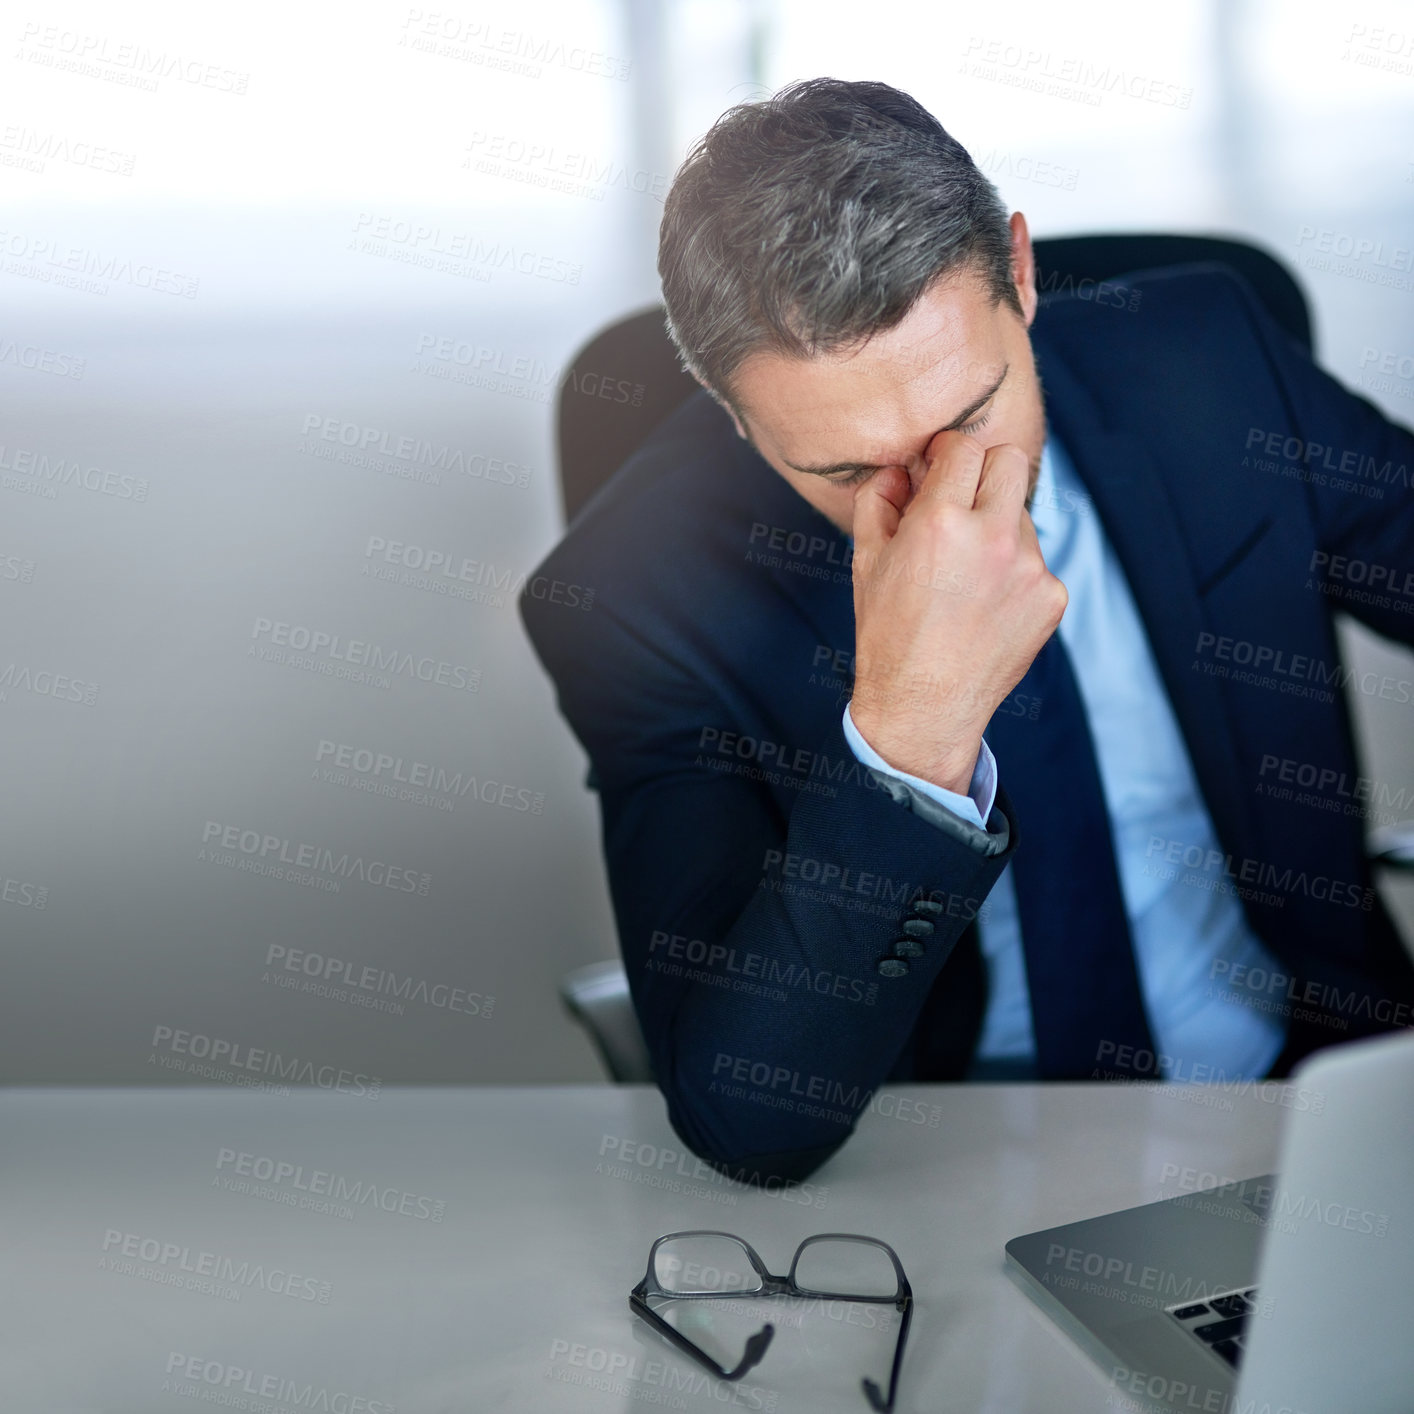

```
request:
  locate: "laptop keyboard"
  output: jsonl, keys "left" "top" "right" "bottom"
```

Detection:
{"left": 1168, "top": 1286, "right": 1260, "bottom": 1368}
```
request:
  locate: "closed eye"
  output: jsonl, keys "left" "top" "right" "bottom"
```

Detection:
{"left": 829, "top": 411, "right": 995, "bottom": 489}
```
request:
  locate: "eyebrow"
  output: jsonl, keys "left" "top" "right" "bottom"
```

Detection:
{"left": 783, "top": 364, "right": 1009, "bottom": 478}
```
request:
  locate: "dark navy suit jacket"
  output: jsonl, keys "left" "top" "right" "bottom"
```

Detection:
{"left": 520, "top": 266, "right": 1414, "bottom": 1182}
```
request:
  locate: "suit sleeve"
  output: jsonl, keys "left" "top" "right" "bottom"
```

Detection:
{"left": 522, "top": 592, "right": 1016, "bottom": 1182}
{"left": 1227, "top": 272, "right": 1414, "bottom": 648}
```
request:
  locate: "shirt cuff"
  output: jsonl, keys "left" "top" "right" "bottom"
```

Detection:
{"left": 842, "top": 702, "right": 998, "bottom": 829}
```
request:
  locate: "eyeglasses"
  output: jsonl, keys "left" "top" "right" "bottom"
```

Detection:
{"left": 629, "top": 1230, "right": 913, "bottom": 1412}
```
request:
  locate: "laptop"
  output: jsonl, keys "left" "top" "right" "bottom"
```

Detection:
{"left": 1005, "top": 1027, "right": 1414, "bottom": 1413}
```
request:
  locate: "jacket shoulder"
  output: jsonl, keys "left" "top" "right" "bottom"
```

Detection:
{"left": 1034, "top": 260, "right": 1281, "bottom": 355}
{"left": 1032, "top": 261, "right": 1302, "bottom": 430}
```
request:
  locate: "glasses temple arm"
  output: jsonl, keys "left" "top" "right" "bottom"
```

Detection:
{"left": 860, "top": 1292, "right": 912, "bottom": 1413}
{"left": 629, "top": 1292, "right": 776, "bottom": 1382}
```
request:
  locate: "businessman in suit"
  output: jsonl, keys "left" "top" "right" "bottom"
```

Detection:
{"left": 519, "top": 78, "right": 1414, "bottom": 1182}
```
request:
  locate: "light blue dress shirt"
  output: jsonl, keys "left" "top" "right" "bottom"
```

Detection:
{"left": 842, "top": 433, "right": 1288, "bottom": 1080}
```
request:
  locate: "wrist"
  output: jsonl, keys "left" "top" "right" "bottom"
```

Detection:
{"left": 848, "top": 701, "right": 982, "bottom": 796}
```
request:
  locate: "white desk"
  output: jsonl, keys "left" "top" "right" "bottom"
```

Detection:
{"left": 0, "top": 1083, "right": 1285, "bottom": 1413}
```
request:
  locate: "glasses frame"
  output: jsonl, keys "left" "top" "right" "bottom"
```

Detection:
{"left": 629, "top": 1229, "right": 913, "bottom": 1413}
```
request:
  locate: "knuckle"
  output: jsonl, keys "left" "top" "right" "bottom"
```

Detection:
{"left": 982, "top": 536, "right": 1015, "bottom": 576}
{"left": 929, "top": 498, "right": 966, "bottom": 533}
{"left": 982, "top": 514, "right": 1019, "bottom": 556}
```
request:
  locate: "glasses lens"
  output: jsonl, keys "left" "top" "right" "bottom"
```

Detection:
{"left": 792, "top": 1238, "right": 900, "bottom": 1298}
{"left": 653, "top": 1235, "right": 764, "bottom": 1295}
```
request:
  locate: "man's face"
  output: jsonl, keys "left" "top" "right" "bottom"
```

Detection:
{"left": 722, "top": 212, "right": 1046, "bottom": 538}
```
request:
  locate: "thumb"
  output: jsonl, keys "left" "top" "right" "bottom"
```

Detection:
{"left": 851, "top": 466, "right": 907, "bottom": 573}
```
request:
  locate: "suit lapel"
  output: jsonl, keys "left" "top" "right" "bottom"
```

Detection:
{"left": 1032, "top": 333, "right": 1259, "bottom": 859}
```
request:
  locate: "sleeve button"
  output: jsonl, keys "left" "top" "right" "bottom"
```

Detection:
{"left": 892, "top": 937, "right": 925, "bottom": 958}
{"left": 876, "top": 958, "right": 910, "bottom": 978}
{"left": 901, "top": 918, "right": 934, "bottom": 938}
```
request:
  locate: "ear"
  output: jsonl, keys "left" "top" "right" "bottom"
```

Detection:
{"left": 1009, "top": 211, "right": 1038, "bottom": 327}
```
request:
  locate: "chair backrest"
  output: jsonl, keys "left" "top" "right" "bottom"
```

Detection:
{"left": 560, "top": 960, "right": 654, "bottom": 1083}
{"left": 555, "top": 233, "right": 1313, "bottom": 524}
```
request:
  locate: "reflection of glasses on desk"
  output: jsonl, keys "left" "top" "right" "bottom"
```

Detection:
{"left": 629, "top": 1230, "right": 913, "bottom": 1412}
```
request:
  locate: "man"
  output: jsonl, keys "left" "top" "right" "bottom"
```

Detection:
{"left": 519, "top": 78, "right": 1414, "bottom": 1183}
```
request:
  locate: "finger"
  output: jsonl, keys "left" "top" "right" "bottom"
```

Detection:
{"left": 1016, "top": 510, "right": 1067, "bottom": 617}
{"left": 851, "top": 465, "right": 908, "bottom": 560}
{"left": 972, "top": 442, "right": 1033, "bottom": 519}
{"left": 917, "top": 428, "right": 985, "bottom": 509}
{"left": 1017, "top": 504, "right": 1043, "bottom": 558}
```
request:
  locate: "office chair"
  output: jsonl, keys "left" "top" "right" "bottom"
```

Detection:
{"left": 560, "top": 960, "right": 654, "bottom": 1083}
{"left": 551, "top": 234, "right": 1407, "bottom": 1082}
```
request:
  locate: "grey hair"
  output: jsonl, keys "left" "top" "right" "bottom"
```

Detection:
{"left": 657, "top": 77, "right": 1021, "bottom": 418}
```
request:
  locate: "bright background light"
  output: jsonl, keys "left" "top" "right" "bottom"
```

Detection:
{"left": 2, "top": 0, "right": 1411, "bottom": 1084}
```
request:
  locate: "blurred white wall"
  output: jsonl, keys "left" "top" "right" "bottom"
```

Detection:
{"left": 1, "top": 0, "right": 1410, "bottom": 1085}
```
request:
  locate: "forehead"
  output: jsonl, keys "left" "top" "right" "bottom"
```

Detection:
{"left": 733, "top": 272, "right": 1008, "bottom": 450}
